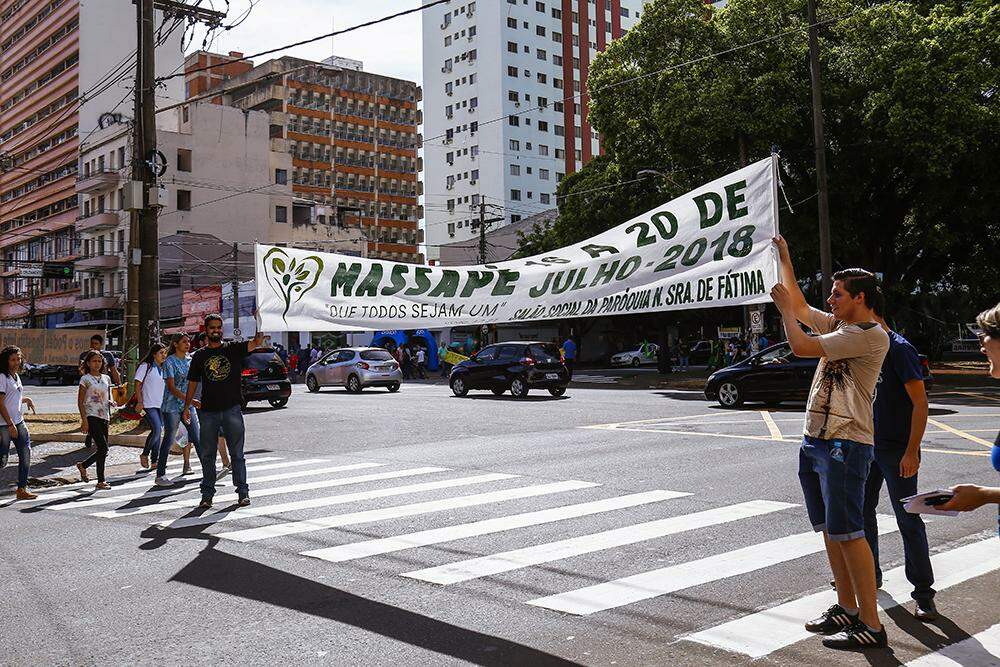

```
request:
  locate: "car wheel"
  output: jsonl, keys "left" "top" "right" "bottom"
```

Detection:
{"left": 451, "top": 375, "right": 468, "bottom": 397}
{"left": 306, "top": 375, "right": 320, "bottom": 393}
{"left": 387, "top": 382, "right": 400, "bottom": 393}
{"left": 346, "top": 374, "right": 362, "bottom": 393}
{"left": 717, "top": 381, "right": 743, "bottom": 408}
{"left": 268, "top": 397, "right": 288, "bottom": 408}
{"left": 548, "top": 386, "right": 566, "bottom": 397}
{"left": 510, "top": 376, "right": 529, "bottom": 398}
{"left": 631, "top": 357, "right": 640, "bottom": 367}
{"left": 491, "top": 387, "right": 506, "bottom": 396}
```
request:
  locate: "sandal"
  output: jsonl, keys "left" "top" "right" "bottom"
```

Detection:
{"left": 76, "top": 462, "right": 90, "bottom": 482}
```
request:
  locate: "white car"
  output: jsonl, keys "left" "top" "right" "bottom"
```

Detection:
{"left": 610, "top": 344, "right": 659, "bottom": 367}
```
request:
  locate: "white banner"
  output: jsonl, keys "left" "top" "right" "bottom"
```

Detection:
{"left": 256, "top": 157, "right": 780, "bottom": 332}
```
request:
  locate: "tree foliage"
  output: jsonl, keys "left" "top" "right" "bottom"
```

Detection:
{"left": 519, "top": 0, "right": 999, "bottom": 346}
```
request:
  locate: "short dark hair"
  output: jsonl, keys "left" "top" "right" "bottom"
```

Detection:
{"left": 977, "top": 303, "right": 1000, "bottom": 338}
{"left": 832, "top": 268, "right": 879, "bottom": 309}
{"left": 90, "top": 334, "right": 104, "bottom": 344}
{"left": 0, "top": 345, "right": 22, "bottom": 378}
{"left": 204, "top": 313, "right": 223, "bottom": 327}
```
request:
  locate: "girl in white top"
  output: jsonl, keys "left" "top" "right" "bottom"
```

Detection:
{"left": 0, "top": 345, "right": 37, "bottom": 500}
{"left": 76, "top": 350, "right": 119, "bottom": 489}
{"left": 135, "top": 343, "right": 168, "bottom": 478}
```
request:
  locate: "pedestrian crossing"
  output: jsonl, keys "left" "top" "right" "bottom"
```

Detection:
{"left": 8, "top": 453, "right": 999, "bottom": 663}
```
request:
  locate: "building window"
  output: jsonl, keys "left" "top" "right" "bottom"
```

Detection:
{"left": 511, "top": 214, "right": 521, "bottom": 223}
{"left": 508, "top": 115, "right": 520, "bottom": 126}
{"left": 536, "top": 25, "right": 546, "bottom": 36}
{"left": 540, "top": 168, "right": 550, "bottom": 180}
{"left": 177, "top": 148, "right": 192, "bottom": 172}
{"left": 275, "top": 168, "right": 287, "bottom": 185}
{"left": 507, "top": 41, "right": 518, "bottom": 53}
{"left": 552, "top": 8, "right": 562, "bottom": 18}
{"left": 535, "top": 1, "right": 545, "bottom": 11}
{"left": 471, "top": 169, "right": 479, "bottom": 180}
{"left": 275, "top": 205, "right": 288, "bottom": 223}
{"left": 536, "top": 49, "right": 547, "bottom": 60}
{"left": 540, "top": 193, "right": 551, "bottom": 204}
{"left": 510, "top": 189, "right": 522, "bottom": 201}
{"left": 509, "top": 139, "right": 520, "bottom": 150}
{"left": 620, "top": 6, "right": 629, "bottom": 17}
{"left": 177, "top": 189, "right": 191, "bottom": 211}
{"left": 536, "top": 73, "right": 547, "bottom": 84}
{"left": 555, "top": 125, "right": 565, "bottom": 136}
{"left": 507, "top": 65, "right": 519, "bottom": 77}
{"left": 510, "top": 164, "right": 520, "bottom": 176}
{"left": 539, "top": 144, "right": 549, "bottom": 156}
{"left": 552, "top": 31, "right": 562, "bottom": 42}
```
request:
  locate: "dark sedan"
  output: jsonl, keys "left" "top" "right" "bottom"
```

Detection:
{"left": 241, "top": 348, "right": 292, "bottom": 409}
{"left": 450, "top": 341, "right": 570, "bottom": 398}
{"left": 704, "top": 342, "right": 933, "bottom": 408}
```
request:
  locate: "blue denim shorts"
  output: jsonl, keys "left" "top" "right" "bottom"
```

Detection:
{"left": 798, "top": 436, "right": 874, "bottom": 541}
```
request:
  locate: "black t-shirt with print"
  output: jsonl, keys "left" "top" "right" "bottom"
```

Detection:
{"left": 188, "top": 342, "right": 250, "bottom": 412}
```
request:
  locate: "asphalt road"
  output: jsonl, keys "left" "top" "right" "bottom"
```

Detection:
{"left": 3, "top": 380, "right": 998, "bottom": 666}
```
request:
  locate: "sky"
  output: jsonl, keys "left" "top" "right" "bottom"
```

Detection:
{"left": 187, "top": 0, "right": 425, "bottom": 84}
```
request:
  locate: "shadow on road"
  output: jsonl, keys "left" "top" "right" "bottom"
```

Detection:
{"left": 145, "top": 521, "right": 581, "bottom": 666}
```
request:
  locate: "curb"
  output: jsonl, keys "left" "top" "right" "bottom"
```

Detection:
{"left": 30, "top": 432, "right": 146, "bottom": 448}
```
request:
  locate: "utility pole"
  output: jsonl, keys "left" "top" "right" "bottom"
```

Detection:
{"left": 806, "top": 0, "right": 833, "bottom": 300}
{"left": 231, "top": 242, "right": 241, "bottom": 339}
{"left": 24, "top": 281, "right": 35, "bottom": 329}
{"left": 475, "top": 200, "right": 505, "bottom": 265}
{"left": 125, "top": 0, "right": 225, "bottom": 374}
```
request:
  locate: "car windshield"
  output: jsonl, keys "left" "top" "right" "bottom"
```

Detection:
{"left": 245, "top": 350, "right": 281, "bottom": 370}
{"left": 360, "top": 350, "right": 394, "bottom": 361}
{"left": 528, "top": 344, "right": 561, "bottom": 362}
{"left": 758, "top": 345, "right": 793, "bottom": 364}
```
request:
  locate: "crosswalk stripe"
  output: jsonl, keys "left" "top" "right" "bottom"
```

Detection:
{"left": 155, "top": 472, "right": 521, "bottom": 530}
{"left": 683, "top": 537, "right": 1000, "bottom": 658}
{"left": 526, "top": 516, "right": 898, "bottom": 615}
{"left": 302, "top": 490, "right": 691, "bottom": 564}
{"left": 45, "top": 459, "right": 335, "bottom": 510}
{"left": 905, "top": 622, "right": 1000, "bottom": 666}
{"left": 91, "top": 466, "right": 454, "bottom": 518}
{"left": 414, "top": 500, "right": 798, "bottom": 587}
{"left": 234, "top": 479, "right": 599, "bottom": 543}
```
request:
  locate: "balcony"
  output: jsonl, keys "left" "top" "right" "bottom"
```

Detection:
{"left": 76, "top": 254, "right": 121, "bottom": 272}
{"left": 76, "top": 295, "right": 121, "bottom": 311}
{"left": 75, "top": 212, "right": 120, "bottom": 233}
{"left": 75, "top": 170, "right": 118, "bottom": 194}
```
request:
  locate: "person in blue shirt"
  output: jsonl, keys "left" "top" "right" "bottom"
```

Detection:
{"left": 862, "top": 297, "right": 936, "bottom": 621}
{"left": 562, "top": 337, "right": 577, "bottom": 378}
{"left": 939, "top": 302, "right": 1000, "bottom": 533}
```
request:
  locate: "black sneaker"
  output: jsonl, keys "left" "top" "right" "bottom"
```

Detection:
{"left": 237, "top": 496, "right": 250, "bottom": 507}
{"left": 199, "top": 497, "right": 213, "bottom": 509}
{"left": 822, "top": 620, "right": 888, "bottom": 650}
{"left": 806, "top": 604, "right": 858, "bottom": 634}
{"left": 914, "top": 598, "right": 939, "bottom": 622}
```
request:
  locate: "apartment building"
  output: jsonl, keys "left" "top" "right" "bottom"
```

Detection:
{"left": 183, "top": 49, "right": 254, "bottom": 100}
{"left": 420, "top": 0, "right": 649, "bottom": 261}
{"left": 0, "top": 0, "right": 181, "bottom": 327}
{"left": 73, "top": 101, "right": 362, "bottom": 328}
{"left": 211, "top": 55, "right": 425, "bottom": 263}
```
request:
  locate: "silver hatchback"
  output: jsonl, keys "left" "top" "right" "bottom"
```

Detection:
{"left": 305, "top": 347, "right": 402, "bottom": 393}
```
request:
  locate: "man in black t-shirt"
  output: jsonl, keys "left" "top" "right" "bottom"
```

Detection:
{"left": 183, "top": 314, "right": 266, "bottom": 508}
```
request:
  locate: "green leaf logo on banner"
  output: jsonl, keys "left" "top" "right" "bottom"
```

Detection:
{"left": 262, "top": 247, "right": 324, "bottom": 323}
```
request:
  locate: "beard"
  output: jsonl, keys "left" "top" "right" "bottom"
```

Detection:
{"left": 208, "top": 331, "right": 223, "bottom": 341}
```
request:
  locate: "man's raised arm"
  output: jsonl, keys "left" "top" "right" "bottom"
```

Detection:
{"left": 773, "top": 235, "right": 819, "bottom": 327}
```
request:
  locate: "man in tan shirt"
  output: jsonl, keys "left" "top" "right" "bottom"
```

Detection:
{"left": 770, "top": 235, "right": 890, "bottom": 651}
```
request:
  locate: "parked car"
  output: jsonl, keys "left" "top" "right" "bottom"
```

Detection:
{"left": 688, "top": 340, "right": 713, "bottom": 365}
{"left": 24, "top": 363, "right": 78, "bottom": 385}
{"left": 610, "top": 343, "right": 660, "bottom": 367}
{"left": 704, "top": 342, "right": 933, "bottom": 408}
{"left": 450, "top": 341, "right": 570, "bottom": 398}
{"left": 241, "top": 347, "right": 292, "bottom": 408}
{"left": 305, "top": 347, "right": 401, "bottom": 393}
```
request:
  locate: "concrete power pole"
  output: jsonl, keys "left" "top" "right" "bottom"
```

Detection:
{"left": 231, "top": 242, "right": 241, "bottom": 339}
{"left": 806, "top": 0, "right": 833, "bottom": 300}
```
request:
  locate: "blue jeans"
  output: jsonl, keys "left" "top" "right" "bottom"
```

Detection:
{"left": 679, "top": 355, "right": 689, "bottom": 370}
{"left": 159, "top": 408, "right": 200, "bottom": 478}
{"left": 141, "top": 407, "right": 163, "bottom": 466}
{"left": 799, "top": 436, "right": 874, "bottom": 541}
{"left": 863, "top": 447, "right": 935, "bottom": 601}
{"left": 1, "top": 421, "right": 31, "bottom": 488}
{"left": 196, "top": 405, "right": 247, "bottom": 499}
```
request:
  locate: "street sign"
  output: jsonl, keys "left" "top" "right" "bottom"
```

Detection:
{"left": 750, "top": 309, "right": 764, "bottom": 333}
{"left": 19, "top": 266, "right": 43, "bottom": 278}
{"left": 42, "top": 262, "right": 74, "bottom": 279}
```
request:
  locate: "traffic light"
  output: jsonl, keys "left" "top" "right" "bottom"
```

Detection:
{"left": 42, "top": 262, "right": 74, "bottom": 280}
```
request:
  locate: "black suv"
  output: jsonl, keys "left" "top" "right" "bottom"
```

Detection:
{"left": 241, "top": 348, "right": 292, "bottom": 409}
{"left": 450, "top": 342, "right": 570, "bottom": 398}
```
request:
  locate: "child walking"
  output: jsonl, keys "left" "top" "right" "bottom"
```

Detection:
{"left": 76, "top": 350, "right": 117, "bottom": 489}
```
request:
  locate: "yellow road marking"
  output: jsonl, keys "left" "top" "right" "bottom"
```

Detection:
{"left": 927, "top": 418, "right": 994, "bottom": 449}
{"left": 921, "top": 448, "right": 990, "bottom": 458}
{"left": 760, "top": 411, "right": 783, "bottom": 440}
{"left": 933, "top": 391, "right": 1000, "bottom": 403}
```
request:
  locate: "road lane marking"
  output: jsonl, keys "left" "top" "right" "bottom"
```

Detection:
{"left": 922, "top": 448, "right": 991, "bottom": 457}
{"left": 526, "top": 517, "right": 897, "bottom": 615}
{"left": 683, "top": 537, "right": 1000, "bottom": 658}
{"left": 45, "top": 459, "right": 340, "bottom": 509}
{"left": 760, "top": 411, "right": 783, "bottom": 440}
{"left": 905, "top": 622, "right": 1000, "bottom": 666}
{"left": 229, "top": 479, "right": 599, "bottom": 543}
{"left": 92, "top": 466, "right": 456, "bottom": 518}
{"left": 406, "top": 500, "right": 797, "bottom": 586}
{"left": 927, "top": 418, "right": 994, "bottom": 448}
{"left": 302, "top": 490, "right": 690, "bottom": 563}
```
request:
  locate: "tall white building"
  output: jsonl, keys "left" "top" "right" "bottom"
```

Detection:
{"left": 421, "top": 0, "right": 648, "bottom": 262}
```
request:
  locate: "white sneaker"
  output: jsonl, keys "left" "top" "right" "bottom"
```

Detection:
{"left": 154, "top": 476, "right": 174, "bottom": 487}
{"left": 216, "top": 465, "right": 231, "bottom": 481}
